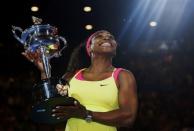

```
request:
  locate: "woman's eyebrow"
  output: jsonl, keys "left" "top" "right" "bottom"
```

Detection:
{"left": 95, "top": 33, "right": 113, "bottom": 38}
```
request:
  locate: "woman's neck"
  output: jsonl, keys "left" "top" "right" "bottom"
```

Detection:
{"left": 89, "top": 56, "right": 113, "bottom": 73}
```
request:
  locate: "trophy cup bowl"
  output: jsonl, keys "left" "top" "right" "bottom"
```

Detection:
{"left": 12, "top": 17, "right": 76, "bottom": 124}
{"left": 12, "top": 24, "right": 64, "bottom": 54}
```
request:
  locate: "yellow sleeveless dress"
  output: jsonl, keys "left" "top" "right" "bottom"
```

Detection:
{"left": 65, "top": 69, "right": 119, "bottom": 131}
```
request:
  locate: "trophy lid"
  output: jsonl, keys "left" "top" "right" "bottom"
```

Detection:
{"left": 32, "top": 16, "right": 43, "bottom": 25}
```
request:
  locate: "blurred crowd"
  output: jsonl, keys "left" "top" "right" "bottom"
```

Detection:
{"left": 0, "top": 40, "right": 194, "bottom": 131}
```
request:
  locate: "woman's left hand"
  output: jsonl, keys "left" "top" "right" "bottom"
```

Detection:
{"left": 52, "top": 100, "right": 87, "bottom": 120}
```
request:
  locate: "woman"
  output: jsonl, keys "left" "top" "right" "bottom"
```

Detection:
{"left": 23, "top": 30, "right": 138, "bottom": 131}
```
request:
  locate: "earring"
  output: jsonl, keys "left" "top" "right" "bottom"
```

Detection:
{"left": 91, "top": 52, "right": 94, "bottom": 57}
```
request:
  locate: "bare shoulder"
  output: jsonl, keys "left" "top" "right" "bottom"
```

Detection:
{"left": 119, "top": 69, "right": 136, "bottom": 80}
{"left": 118, "top": 69, "right": 137, "bottom": 89}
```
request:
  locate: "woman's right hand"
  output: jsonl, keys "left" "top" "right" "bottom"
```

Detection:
{"left": 21, "top": 50, "right": 46, "bottom": 79}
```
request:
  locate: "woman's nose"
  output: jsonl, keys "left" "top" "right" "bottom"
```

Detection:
{"left": 103, "top": 36, "right": 109, "bottom": 40}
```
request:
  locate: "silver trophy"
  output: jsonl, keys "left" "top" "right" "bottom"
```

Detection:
{"left": 12, "top": 16, "right": 75, "bottom": 124}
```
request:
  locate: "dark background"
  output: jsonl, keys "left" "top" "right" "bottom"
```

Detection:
{"left": 0, "top": 0, "right": 194, "bottom": 130}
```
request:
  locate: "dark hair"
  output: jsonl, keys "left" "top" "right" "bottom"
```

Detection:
{"left": 66, "top": 43, "right": 90, "bottom": 74}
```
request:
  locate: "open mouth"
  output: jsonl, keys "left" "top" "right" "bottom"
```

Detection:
{"left": 100, "top": 42, "right": 112, "bottom": 47}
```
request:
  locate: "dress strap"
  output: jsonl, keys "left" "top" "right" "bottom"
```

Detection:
{"left": 74, "top": 68, "right": 86, "bottom": 80}
{"left": 111, "top": 68, "right": 117, "bottom": 77}
{"left": 113, "top": 68, "right": 124, "bottom": 81}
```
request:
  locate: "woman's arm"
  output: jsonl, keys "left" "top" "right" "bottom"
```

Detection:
{"left": 91, "top": 70, "right": 138, "bottom": 127}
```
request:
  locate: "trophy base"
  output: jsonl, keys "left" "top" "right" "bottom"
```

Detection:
{"left": 30, "top": 96, "right": 75, "bottom": 124}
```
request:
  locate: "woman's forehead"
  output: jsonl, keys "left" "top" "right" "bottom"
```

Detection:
{"left": 94, "top": 30, "right": 111, "bottom": 36}
{"left": 92, "top": 31, "right": 114, "bottom": 40}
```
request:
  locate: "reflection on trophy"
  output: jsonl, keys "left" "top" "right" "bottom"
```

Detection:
{"left": 12, "top": 16, "right": 75, "bottom": 124}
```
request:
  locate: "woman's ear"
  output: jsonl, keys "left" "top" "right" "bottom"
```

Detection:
{"left": 87, "top": 46, "right": 92, "bottom": 54}
{"left": 89, "top": 43, "right": 94, "bottom": 53}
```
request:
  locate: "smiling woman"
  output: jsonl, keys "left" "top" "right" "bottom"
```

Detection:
{"left": 23, "top": 30, "right": 138, "bottom": 131}
{"left": 86, "top": 30, "right": 117, "bottom": 57}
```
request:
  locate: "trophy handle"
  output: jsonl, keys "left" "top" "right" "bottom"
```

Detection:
{"left": 11, "top": 26, "right": 25, "bottom": 44}
{"left": 57, "top": 36, "right": 67, "bottom": 56}
{"left": 49, "top": 36, "right": 67, "bottom": 59}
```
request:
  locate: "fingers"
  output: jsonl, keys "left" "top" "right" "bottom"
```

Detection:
{"left": 54, "top": 105, "right": 78, "bottom": 110}
{"left": 52, "top": 112, "right": 69, "bottom": 120}
{"left": 52, "top": 106, "right": 78, "bottom": 119}
{"left": 21, "top": 50, "right": 45, "bottom": 72}
{"left": 21, "top": 50, "right": 41, "bottom": 63}
{"left": 74, "top": 100, "right": 78, "bottom": 105}
{"left": 21, "top": 52, "right": 33, "bottom": 62}
{"left": 56, "top": 84, "right": 69, "bottom": 96}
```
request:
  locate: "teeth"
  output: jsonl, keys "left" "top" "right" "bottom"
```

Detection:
{"left": 101, "top": 42, "right": 111, "bottom": 47}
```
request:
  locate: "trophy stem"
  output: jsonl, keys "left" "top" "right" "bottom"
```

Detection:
{"left": 40, "top": 46, "right": 51, "bottom": 79}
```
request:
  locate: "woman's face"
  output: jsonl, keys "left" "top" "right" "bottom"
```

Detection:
{"left": 90, "top": 31, "right": 117, "bottom": 56}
